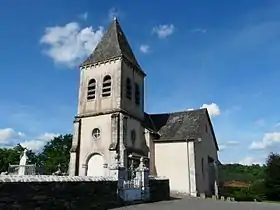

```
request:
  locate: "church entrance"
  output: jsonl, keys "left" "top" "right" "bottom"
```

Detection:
{"left": 87, "top": 154, "right": 105, "bottom": 177}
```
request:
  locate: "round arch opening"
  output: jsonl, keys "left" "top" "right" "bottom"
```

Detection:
{"left": 87, "top": 154, "right": 105, "bottom": 177}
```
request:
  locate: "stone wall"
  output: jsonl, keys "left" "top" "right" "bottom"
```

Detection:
{"left": 0, "top": 175, "right": 120, "bottom": 210}
{"left": 149, "top": 177, "right": 170, "bottom": 202}
{"left": 0, "top": 175, "right": 170, "bottom": 209}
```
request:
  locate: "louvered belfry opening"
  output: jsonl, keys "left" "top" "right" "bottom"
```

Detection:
{"left": 135, "top": 83, "right": 140, "bottom": 105}
{"left": 126, "top": 78, "right": 132, "bottom": 100}
{"left": 87, "top": 79, "right": 96, "bottom": 100}
{"left": 102, "top": 75, "right": 112, "bottom": 97}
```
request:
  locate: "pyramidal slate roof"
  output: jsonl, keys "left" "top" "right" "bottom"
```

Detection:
{"left": 145, "top": 108, "right": 219, "bottom": 150}
{"left": 81, "top": 18, "right": 141, "bottom": 69}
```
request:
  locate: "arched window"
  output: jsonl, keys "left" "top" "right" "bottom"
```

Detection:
{"left": 135, "top": 83, "right": 140, "bottom": 105}
{"left": 126, "top": 78, "right": 132, "bottom": 100}
{"left": 87, "top": 79, "right": 96, "bottom": 100}
{"left": 102, "top": 75, "right": 111, "bottom": 97}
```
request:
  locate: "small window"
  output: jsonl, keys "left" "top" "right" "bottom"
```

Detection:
{"left": 87, "top": 79, "right": 96, "bottom": 100}
{"left": 102, "top": 75, "right": 111, "bottom": 97}
{"left": 126, "top": 78, "right": 132, "bottom": 100}
{"left": 205, "top": 124, "right": 208, "bottom": 133}
{"left": 131, "top": 130, "right": 136, "bottom": 146}
{"left": 135, "top": 83, "right": 140, "bottom": 105}
{"left": 92, "top": 128, "right": 101, "bottom": 139}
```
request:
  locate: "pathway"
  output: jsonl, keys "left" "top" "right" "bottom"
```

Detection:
{"left": 111, "top": 197, "right": 280, "bottom": 210}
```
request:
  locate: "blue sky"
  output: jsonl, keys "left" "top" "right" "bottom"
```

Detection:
{"left": 0, "top": 0, "right": 280, "bottom": 165}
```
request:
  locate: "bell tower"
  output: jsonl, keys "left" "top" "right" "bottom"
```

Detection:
{"left": 68, "top": 18, "right": 147, "bottom": 176}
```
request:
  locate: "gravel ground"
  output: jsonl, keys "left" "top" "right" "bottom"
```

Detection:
{"left": 111, "top": 197, "right": 280, "bottom": 210}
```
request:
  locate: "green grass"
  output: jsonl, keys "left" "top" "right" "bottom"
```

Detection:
{"left": 263, "top": 200, "right": 280, "bottom": 204}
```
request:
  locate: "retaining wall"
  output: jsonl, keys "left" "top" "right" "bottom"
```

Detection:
{"left": 0, "top": 175, "right": 170, "bottom": 209}
{"left": 0, "top": 175, "right": 119, "bottom": 210}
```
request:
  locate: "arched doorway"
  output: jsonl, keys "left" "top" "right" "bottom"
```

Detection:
{"left": 86, "top": 153, "right": 105, "bottom": 177}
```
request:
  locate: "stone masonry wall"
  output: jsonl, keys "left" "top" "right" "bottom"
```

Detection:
{"left": 0, "top": 175, "right": 119, "bottom": 210}
{"left": 0, "top": 175, "right": 170, "bottom": 209}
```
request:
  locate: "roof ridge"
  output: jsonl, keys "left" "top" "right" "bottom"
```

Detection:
{"left": 149, "top": 108, "right": 206, "bottom": 116}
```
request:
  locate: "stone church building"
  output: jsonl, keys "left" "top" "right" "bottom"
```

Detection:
{"left": 68, "top": 18, "right": 219, "bottom": 196}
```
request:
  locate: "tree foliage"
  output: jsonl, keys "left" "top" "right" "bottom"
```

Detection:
{"left": 37, "top": 134, "right": 72, "bottom": 174}
{"left": 219, "top": 163, "right": 265, "bottom": 184}
{"left": 0, "top": 134, "right": 72, "bottom": 175}
{"left": 219, "top": 163, "right": 266, "bottom": 201}
{"left": 264, "top": 153, "right": 280, "bottom": 201}
{"left": 219, "top": 154, "right": 280, "bottom": 202}
{"left": 0, "top": 144, "right": 37, "bottom": 173}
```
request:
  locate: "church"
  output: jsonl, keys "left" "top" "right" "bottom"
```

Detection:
{"left": 68, "top": 17, "right": 220, "bottom": 197}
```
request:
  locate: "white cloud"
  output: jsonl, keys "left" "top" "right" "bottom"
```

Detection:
{"left": 227, "top": 140, "right": 239, "bottom": 145}
{"left": 219, "top": 145, "right": 227, "bottom": 151}
{"left": 39, "top": 132, "right": 59, "bottom": 141}
{"left": 218, "top": 141, "right": 238, "bottom": 151}
{"left": 0, "top": 128, "right": 25, "bottom": 144}
{"left": 152, "top": 24, "right": 175, "bottom": 39}
{"left": 139, "top": 44, "right": 150, "bottom": 54}
{"left": 275, "top": 122, "right": 280, "bottom": 128}
{"left": 239, "top": 157, "right": 261, "bottom": 165}
{"left": 108, "top": 7, "right": 120, "bottom": 20}
{"left": 249, "top": 132, "right": 280, "bottom": 150}
{"left": 191, "top": 28, "right": 207, "bottom": 34}
{"left": 201, "top": 103, "right": 221, "bottom": 117}
{"left": 20, "top": 132, "right": 59, "bottom": 152}
{"left": 40, "top": 22, "right": 104, "bottom": 68}
{"left": 20, "top": 140, "right": 46, "bottom": 152}
{"left": 79, "top": 12, "right": 88, "bottom": 20}
{"left": 186, "top": 103, "right": 221, "bottom": 117}
{"left": 255, "top": 119, "right": 265, "bottom": 126}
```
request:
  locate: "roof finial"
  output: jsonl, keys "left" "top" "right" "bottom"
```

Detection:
{"left": 113, "top": 16, "right": 117, "bottom": 21}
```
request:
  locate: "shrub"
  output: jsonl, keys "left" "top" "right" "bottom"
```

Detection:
{"left": 220, "top": 186, "right": 263, "bottom": 202}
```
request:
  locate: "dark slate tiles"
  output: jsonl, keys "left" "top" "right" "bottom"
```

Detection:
{"left": 81, "top": 18, "right": 140, "bottom": 69}
{"left": 148, "top": 109, "right": 207, "bottom": 140}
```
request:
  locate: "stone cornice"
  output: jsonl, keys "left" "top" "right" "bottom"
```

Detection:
{"left": 73, "top": 118, "right": 81, "bottom": 124}
{"left": 75, "top": 108, "right": 144, "bottom": 123}
{"left": 74, "top": 109, "right": 160, "bottom": 136}
{"left": 80, "top": 57, "right": 121, "bottom": 70}
{"left": 80, "top": 56, "right": 146, "bottom": 77}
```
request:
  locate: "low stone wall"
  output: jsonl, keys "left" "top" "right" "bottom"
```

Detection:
{"left": 149, "top": 177, "right": 170, "bottom": 202}
{"left": 0, "top": 175, "right": 119, "bottom": 210}
{"left": 0, "top": 175, "right": 170, "bottom": 209}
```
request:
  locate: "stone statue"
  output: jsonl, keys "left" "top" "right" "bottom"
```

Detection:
{"left": 18, "top": 149, "right": 28, "bottom": 175}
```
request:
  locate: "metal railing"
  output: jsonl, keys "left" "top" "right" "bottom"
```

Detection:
{"left": 8, "top": 164, "right": 36, "bottom": 175}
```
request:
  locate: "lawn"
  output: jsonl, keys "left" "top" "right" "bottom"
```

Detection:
{"left": 264, "top": 201, "right": 280, "bottom": 204}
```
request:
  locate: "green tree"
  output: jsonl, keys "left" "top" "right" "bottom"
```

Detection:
{"left": 37, "top": 134, "right": 72, "bottom": 175}
{"left": 264, "top": 153, "right": 280, "bottom": 201}
{"left": 219, "top": 163, "right": 266, "bottom": 201}
{"left": 0, "top": 144, "right": 37, "bottom": 173}
{"left": 219, "top": 163, "right": 265, "bottom": 184}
